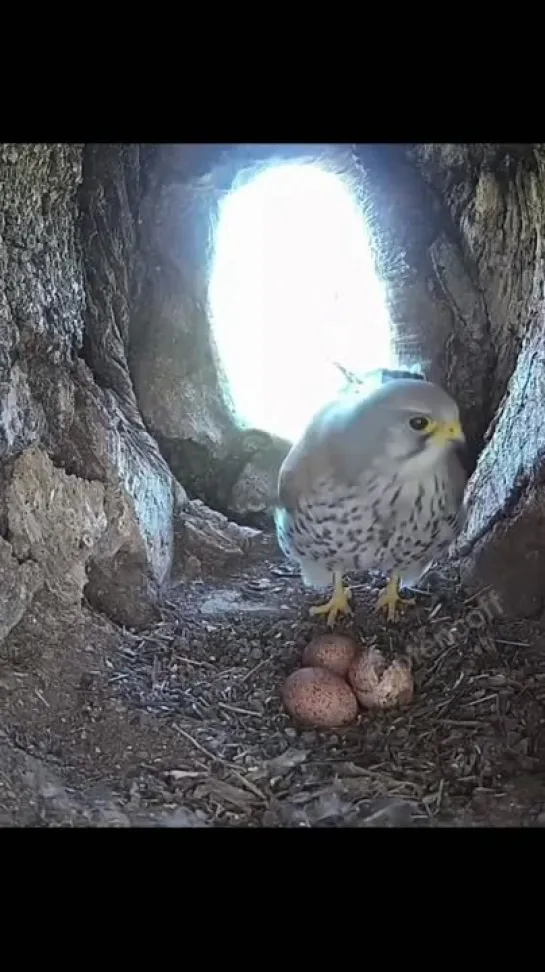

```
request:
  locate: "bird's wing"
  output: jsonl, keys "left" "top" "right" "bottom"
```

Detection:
{"left": 277, "top": 400, "right": 336, "bottom": 511}
{"left": 277, "top": 392, "right": 381, "bottom": 510}
{"left": 445, "top": 449, "right": 469, "bottom": 532}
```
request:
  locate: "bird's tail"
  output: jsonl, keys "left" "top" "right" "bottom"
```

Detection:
{"left": 272, "top": 506, "right": 296, "bottom": 561}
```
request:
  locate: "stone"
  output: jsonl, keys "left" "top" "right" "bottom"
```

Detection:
{"left": 57, "top": 362, "right": 175, "bottom": 627}
{"left": 173, "top": 498, "right": 262, "bottom": 578}
{"left": 356, "top": 144, "right": 545, "bottom": 619}
{"left": 0, "top": 144, "right": 178, "bottom": 637}
{"left": 7, "top": 445, "right": 107, "bottom": 606}
{"left": 0, "top": 537, "right": 44, "bottom": 646}
{"left": 131, "top": 170, "right": 236, "bottom": 464}
{"left": 129, "top": 151, "right": 293, "bottom": 520}
{"left": 199, "top": 590, "right": 277, "bottom": 617}
{"left": 3, "top": 140, "right": 545, "bottom": 640}
{"left": 228, "top": 439, "right": 288, "bottom": 520}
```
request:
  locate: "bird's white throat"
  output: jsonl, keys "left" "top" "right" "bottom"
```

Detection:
{"left": 384, "top": 432, "right": 453, "bottom": 479}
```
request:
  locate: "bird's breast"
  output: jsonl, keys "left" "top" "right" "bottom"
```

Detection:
{"left": 274, "top": 465, "right": 461, "bottom": 574}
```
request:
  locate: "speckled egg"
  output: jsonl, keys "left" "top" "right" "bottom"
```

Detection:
{"left": 302, "top": 633, "right": 360, "bottom": 678}
{"left": 348, "top": 647, "right": 414, "bottom": 710}
{"left": 282, "top": 667, "right": 359, "bottom": 728}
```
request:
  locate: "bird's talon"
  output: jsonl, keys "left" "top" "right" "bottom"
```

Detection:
{"left": 375, "top": 575, "right": 414, "bottom": 622}
{"left": 374, "top": 592, "right": 409, "bottom": 622}
{"left": 310, "top": 585, "right": 352, "bottom": 627}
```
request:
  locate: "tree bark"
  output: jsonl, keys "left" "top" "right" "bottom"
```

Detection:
{"left": 360, "top": 143, "right": 545, "bottom": 616}
{"left": 2, "top": 141, "right": 544, "bottom": 644}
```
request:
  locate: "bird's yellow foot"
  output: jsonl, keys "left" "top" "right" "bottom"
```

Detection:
{"left": 310, "top": 579, "right": 352, "bottom": 627}
{"left": 375, "top": 575, "right": 414, "bottom": 622}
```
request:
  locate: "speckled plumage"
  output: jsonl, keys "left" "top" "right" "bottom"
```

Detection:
{"left": 274, "top": 377, "right": 467, "bottom": 621}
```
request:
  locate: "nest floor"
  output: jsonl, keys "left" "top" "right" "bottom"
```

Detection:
{"left": 2, "top": 534, "right": 545, "bottom": 827}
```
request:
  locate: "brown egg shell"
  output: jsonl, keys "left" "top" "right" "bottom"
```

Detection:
{"left": 348, "top": 647, "right": 414, "bottom": 710}
{"left": 302, "top": 633, "right": 360, "bottom": 678}
{"left": 282, "top": 667, "right": 359, "bottom": 728}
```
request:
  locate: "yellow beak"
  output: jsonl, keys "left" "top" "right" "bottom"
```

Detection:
{"left": 428, "top": 418, "right": 465, "bottom": 446}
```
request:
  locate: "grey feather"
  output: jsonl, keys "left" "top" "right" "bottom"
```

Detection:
{"left": 275, "top": 377, "right": 468, "bottom": 592}
{"left": 279, "top": 379, "right": 462, "bottom": 496}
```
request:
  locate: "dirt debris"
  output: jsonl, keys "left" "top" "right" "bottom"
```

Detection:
{"left": 1, "top": 534, "right": 545, "bottom": 826}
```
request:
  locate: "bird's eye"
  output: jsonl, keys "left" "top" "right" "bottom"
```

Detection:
{"left": 409, "top": 415, "right": 430, "bottom": 432}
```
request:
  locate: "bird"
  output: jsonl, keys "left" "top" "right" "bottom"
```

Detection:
{"left": 273, "top": 376, "right": 467, "bottom": 625}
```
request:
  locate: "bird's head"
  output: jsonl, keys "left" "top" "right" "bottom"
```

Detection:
{"left": 364, "top": 379, "right": 466, "bottom": 475}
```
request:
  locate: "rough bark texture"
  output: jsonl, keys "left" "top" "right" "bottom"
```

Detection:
{"left": 0, "top": 143, "right": 263, "bottom": 648}
{"left": 3, "top": 140, "right": 545, "bottom": 829}
{"left": 125, "top": 142, "right": 500, "bottom": 521}
{"left": 0, "top": 143, "right": 179, "bottom": 635}
{"left": 414, "top": 144, "right": 545, "bottom": 617}
{"left": 128, "top": 144, "right": 296, "bottom": 523}
{"left": 352, "top": 144, "right": 495, "bottom": 469}
{"left": 1, "top": 140, "right": 545, "bottom": 653}
{"left": 127, "top": 142, "right": 545, "bottom": 619}
{"left": 354, "top": 143, "right": 545, "bottom": 616}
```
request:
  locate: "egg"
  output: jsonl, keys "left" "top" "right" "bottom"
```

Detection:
{"left": 348, "top": 647, "right": 414, "bottom": 710}
{"left": 282, "top": 667, "right": 359, "bottom": 728}
{"left": 302, "top": 633, "right": 360, "bottom": 678}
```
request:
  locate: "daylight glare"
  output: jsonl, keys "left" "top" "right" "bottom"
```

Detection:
{"left": 208, "top": 161, "right": 395, "bottom": 443}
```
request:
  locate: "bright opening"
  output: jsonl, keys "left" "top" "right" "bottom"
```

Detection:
{"left": 208, "top": 161, "right": 396, "bottom": 443}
